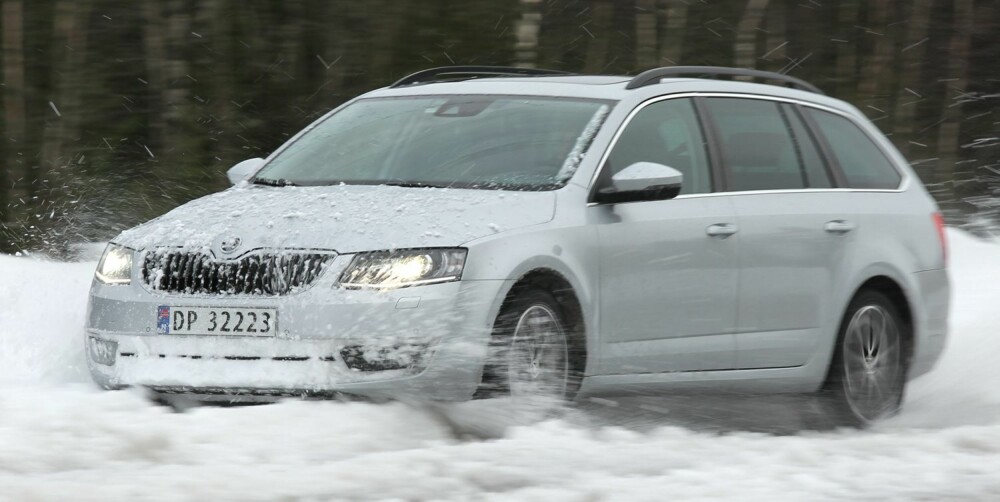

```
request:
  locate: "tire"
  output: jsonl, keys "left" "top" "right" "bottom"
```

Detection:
{"left": 820, "top": 290, "right": 908, "bottom": 428}
{"left": 475, "top": 288, "right": 583, "bottom": 404}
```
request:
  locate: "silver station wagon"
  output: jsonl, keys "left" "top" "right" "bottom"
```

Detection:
{"left": 86, "top": 66, "right": 949, "bottom": 426}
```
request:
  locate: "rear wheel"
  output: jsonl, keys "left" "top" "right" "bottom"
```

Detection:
{"left": 477, "top": 288, "right": 581, "bottom": 406}
{"left": 821, "top": 290, "right": 908, "bottom": 427}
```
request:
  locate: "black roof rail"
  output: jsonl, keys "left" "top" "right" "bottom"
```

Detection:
{"left": 390, "top": 66, "right": 573, "bottom": 88}
{"left": 626, "top": 66, "right": 823, "bottom": 94}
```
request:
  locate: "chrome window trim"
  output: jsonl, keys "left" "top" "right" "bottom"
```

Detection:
{"left": 585, "top": 92, "right": 910, "bottom": 201}
{"left": 585, "top": 188, "right": 906, "bottom": 206}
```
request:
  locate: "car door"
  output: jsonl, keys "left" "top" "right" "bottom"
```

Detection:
{"left": 699, "top": 97, "right": 852, "bottom": 369}
{"left": 590, "top": 97, "right": 739, "bottom": 375}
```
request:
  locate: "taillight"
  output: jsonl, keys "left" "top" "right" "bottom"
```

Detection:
{"left": 932, "top": 212, "right": 948, "bottom": 266}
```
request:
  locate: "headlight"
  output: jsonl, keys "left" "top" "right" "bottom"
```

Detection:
{"left": 339, "top": 248, "right": 467, "bottom": 290}
{"left": 95, "top": 244, "right": 133, "bottom": 285}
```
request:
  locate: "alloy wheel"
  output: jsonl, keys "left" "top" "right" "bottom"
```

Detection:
{"left": 841, "top": 304, "right": 904, "bottom": 422}
{"left": 506, "top": 304, "right": 570, "bottom": 400}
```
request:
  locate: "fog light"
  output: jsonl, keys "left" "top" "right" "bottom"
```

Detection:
{"left": 88, "top": 337, "right": 118, "bottom": 366}
{"left": 340, "top": 344, "right": 428, "bottom": 372}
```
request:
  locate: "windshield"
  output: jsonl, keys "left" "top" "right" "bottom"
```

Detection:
{"left": 253, "top": 96, "right": 612, "bottom": 190}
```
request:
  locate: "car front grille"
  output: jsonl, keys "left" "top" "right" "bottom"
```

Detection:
{"left": 141, "top": 250, "right": 332, "bottom": 296}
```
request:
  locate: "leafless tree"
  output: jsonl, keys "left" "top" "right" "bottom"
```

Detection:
{"left": 2, "top": 0, "right": 26, "bottom": 216}
{"left": 41, "top": 0, "right": 90, "bottom": 168}
{"left": 892, "top": 0, "right": 932, "bottom": 158}
{"left": 584, "top": 0, "right": 613, "bottom": 73}
{"left": 635, "top": 0, "right": 658, "bottom": 69}
{"left": 734, "top": 0, "right": 771, "bottom": 71}
{"left": 659, "top": 0, "right": 688, "bottom": 65}
{"left": 760, "top": 2, "right": 786, "bottom": 72}
{"left": 857, "top": 0, "right": 894, "bottom": 102}
{"left": 834, "top": 0, "right": 859, "bottom": 95}
{"left": 515, "top": 0, "right": 543, "bottom": 68}
{"left": 142, "top": 0, "right": 167, "bottom": 152}
{"left": 935, "top": 0, "right": 976, "bottom": 187}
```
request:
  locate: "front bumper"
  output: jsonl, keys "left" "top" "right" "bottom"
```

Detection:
{"left": 85, "top": 331, "right": 487, "bottom": 402}
{"left": 85, "top": 258, "right": 507, "bottom": 401}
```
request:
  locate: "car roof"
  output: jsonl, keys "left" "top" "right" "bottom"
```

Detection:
{"left": 364, "top": 75, "right": 859, "bottom": 116}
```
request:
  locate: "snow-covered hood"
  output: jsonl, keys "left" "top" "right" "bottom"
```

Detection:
{"left": 115, "top": 185, "right": 556, "bottom": 254}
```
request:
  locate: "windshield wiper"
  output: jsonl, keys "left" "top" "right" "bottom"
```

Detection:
{"left": 252, "top": 177, "right": 297, "bottom": 187}
{"left": 380, "top": 180, "right": 451, "bottom": 189}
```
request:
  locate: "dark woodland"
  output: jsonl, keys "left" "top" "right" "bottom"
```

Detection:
{"left": 1, "top": 0, "right": 998, "bottom": 255}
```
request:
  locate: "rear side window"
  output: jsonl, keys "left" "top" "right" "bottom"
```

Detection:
{"left": 704, "top": 98, "right": 827, "bottom": 191}
{"left": 805, "top": 108, "right": 902, "bottom": 189}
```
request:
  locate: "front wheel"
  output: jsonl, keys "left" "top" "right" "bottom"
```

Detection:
{"left": 476, "top": 288, "right": 581, "bottom": 407}
{"left": 821, "top": 290, "right": 908, "bottom": 428}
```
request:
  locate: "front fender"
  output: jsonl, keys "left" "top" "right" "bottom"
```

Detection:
{"left": 461, "top": 222, "right": 600, "bottom": 373}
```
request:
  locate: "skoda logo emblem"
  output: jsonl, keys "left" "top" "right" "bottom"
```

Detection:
{"left": 219, "top": 235, "right": 242, "bottom": 255}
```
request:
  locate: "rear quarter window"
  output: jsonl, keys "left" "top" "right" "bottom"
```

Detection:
{"left": 806, "top": 108, "right": 902, "bottom": 189}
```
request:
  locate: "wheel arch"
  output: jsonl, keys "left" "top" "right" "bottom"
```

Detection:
{"left": 493, "top": 268, "right": 590, "bottom": 379}
{"left": 854, "top": 275, "right": 914, "bottom": 336}
{"left": 824, "top": 272, "right": 917, "bottom": 384}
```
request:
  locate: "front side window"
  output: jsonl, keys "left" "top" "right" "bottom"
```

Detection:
{"left": 705, "top": 97, "right": 828, "bottom": 192}
{"left": 253, "top": 96, "right": 611, "bottom": 190}
{"left": 601, "top": 98, "right": 712, "bottom": 195}
{"left": 806, "top": 108, "right": 902, "bottom": 189}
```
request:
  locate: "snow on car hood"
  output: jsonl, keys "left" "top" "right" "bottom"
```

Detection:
{"left": 113, "top": 184, "right": 555, "bottom": 254}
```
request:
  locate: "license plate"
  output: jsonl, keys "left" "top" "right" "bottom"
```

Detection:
{"left": 157, "top": 306, "right": 277, "bottom": 336}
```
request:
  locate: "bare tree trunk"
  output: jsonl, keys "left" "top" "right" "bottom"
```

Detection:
{"left": 41, "top": 0, "right": 90, "bottom": 168}
{"left": 935, "top": 0, "right": 975, "bottom": 188}
{"left": 659, "top": 0, "right": 688, "bottom": 65}
{"left": 761, "top": 2, "right": 786, "bottom": 71}
{"left": 142, "top": 0, "right": 167, "bottom": 152}
{"left": 189, "top": 0, "right": 222, "bottom": 167}
{"left": 857, "top": 0, "right": 893, "bottom": 99}
{"left": 834, "top": 0, "right": 859, "bottom": 95}
{"left": 2, "top": 0, "right": 26, "bottom": 222}
{"left": 2, "top": 0, "right": 25, "bottom": 140}
{"left": 163, "top": 0, "right": 191, "bottom": 133}
{"left": 207, "top": 0, "right": 233, "bottom": 150}
{"left": 635, "top": 0, "right": 657, "bottom": 70}
{"left": 320, "top": 2, "right": 350, "bottom": 97}
{"left": 892, "top": 0, "right": 932, "bottom": 159}
{"left": 278, "top": 0, "right": 304, "bottom": 84}
{"left": 514, "top": 0, "right": 543, "bottom": 68}
{"left": 734, "top": 0, "right": 770, "bottom": 71}
{"left": 583, "top": 0, "right": 613, "bottom": 73}
{"left": 369, "top": 0, "right": 402, "bottom": 80}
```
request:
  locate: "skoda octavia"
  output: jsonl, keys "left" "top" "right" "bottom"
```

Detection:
{"left": 86, "top": 66, "right": 949, "bottom": 426}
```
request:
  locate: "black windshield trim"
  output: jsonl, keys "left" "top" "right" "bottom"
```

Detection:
{"left": 251, "top": 177, "right": 297, "bottom": 187}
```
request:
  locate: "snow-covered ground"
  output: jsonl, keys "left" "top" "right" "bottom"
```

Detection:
{"left": 1, "top": 230, "right": 999, "bottom": 501}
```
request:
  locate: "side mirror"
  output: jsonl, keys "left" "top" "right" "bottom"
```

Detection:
{"left": 227, "top": 158, "right": 265, "bottom": 185}
{"left": 594, "top": 162, "right": 683, "bottom": 204}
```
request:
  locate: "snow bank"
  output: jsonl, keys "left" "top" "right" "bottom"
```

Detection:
{"left": 0, "top": 254, "right": 94, "bottom": 384}
{"left": 1, "top": 229, "right": 999, "bottom": 501}
{"left": 894, "top": 230, "right": 1000, "bottom": 429}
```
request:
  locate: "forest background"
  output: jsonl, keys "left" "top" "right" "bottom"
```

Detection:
{"left": 0, "top": 0, "right": 996, "bottom": 255}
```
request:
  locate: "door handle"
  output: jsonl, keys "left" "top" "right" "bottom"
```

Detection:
{"left": 706, "top": 223, "right": 739, "bottom": 237}
{"left": 824, "top": 220, "right": 856, "bottom": 234}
